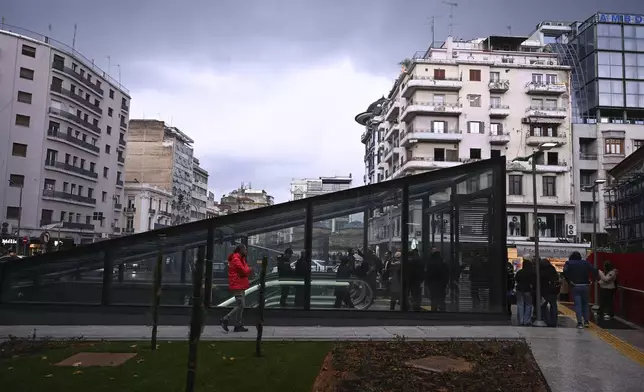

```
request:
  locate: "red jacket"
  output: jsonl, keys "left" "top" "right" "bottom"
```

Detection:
{"left": 228, "top": 252, "right": 251, "bottom": 291}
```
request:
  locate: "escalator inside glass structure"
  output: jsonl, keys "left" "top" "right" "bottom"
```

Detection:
{"left": 0, "top": 157, "right": 508, "bottom": 322}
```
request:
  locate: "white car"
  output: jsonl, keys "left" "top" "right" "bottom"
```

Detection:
{"left": 271, "top": 259, "right": 334, "bottom": 274}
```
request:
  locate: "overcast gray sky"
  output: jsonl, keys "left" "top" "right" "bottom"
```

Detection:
{"left": 3, "top": 0, "right": 641, "bottom": 202}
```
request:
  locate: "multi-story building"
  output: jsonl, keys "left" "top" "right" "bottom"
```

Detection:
{"left": 0, "top": 25, "right": 130, "bottom": 250}
{"left": 531, "top": 13, "right": 644, "bottom": 245}
{"left": 125, "top": 120, "right": 195, "bottom": 226}
{"left": 220, "top": 183, "right": 274, "bottom": 213}
{"left": 191, "top": 158, "right": 209, "bottom": 221}
{"left": 122, "top": 183, "right": 173, "bottom": 234}
{"left": 289, "top": 175, "right": 353, "bottom": 232}
{"left": 357, "top": 34, "right": 580, "bottom": 255}
{"left": 206, "top": 191, "right": 226, "bottom": 218}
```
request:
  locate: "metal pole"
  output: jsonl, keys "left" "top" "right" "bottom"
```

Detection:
{"left": 255, "top": 256, "right": 268, "bottom": 357}
{"left": 592, "top": 186, "right": 599, "bottom": 310}
{"left": 16, "top": 185, "right": 23, "bottom": 255}
{"left": 532, "top": 153, "right": 546, "bottom": 327}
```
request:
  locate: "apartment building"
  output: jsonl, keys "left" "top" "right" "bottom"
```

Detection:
{"left": 191, "top": 158, "right": 209, "bottom": 221}
{"left": 220, "top": 183, "right": 274, "bottom": 213}
{"left": 0, "top": 25, "right": 130, "bottom": 249}
{"left": 531, "top": 13, "right": 644, "bottom": 245}
{"left": 122, "top": 183, "right": 173, "bottom": 234}
{"left": 357, "top": 34, "right": 577, "bottom": 250}
{"left": 206, "top": 191, "right": 226, "bottom": 218}
{"left": 125, "top": 120, "right": 196, "bottom": 226}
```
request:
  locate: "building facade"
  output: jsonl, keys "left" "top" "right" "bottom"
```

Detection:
{"left": 358, "top": 35, "right": 576, "bottom": 249}
{"left": 0, "top": 25, "right": 130, "bottom": 250}
{"left": 123, "top": 183, "right": 173, "bottom": 234}
{"left": 125, "top": 120, "right": 195, "bottom": 226}
{"left": 220, "top": 184, "right": 274, "bottom": 213}
{"left": 532, "top": 13, "right": 644, "bottom": 244}
{"left": 191, "top": 158, "right": 209, "bottom": 221}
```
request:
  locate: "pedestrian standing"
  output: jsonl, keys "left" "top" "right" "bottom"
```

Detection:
{"left": 221, "top": 244, "right": 251, "bottom": 332}
{"left": 598, "top": 261, "right": 618, "bottom": 321}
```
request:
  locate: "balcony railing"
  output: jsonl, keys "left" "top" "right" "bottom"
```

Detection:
{"left": 50, "top": 84, "right": 102, "bottom": 114}
{"left": 62, "top": 221, "right": 95, "bottom": 230}
{"left": 120, "top": 120, "right": 128, "bottom": 130}
{"left": 488, "top": 79, "right": 510, "bottom": 92}
{"left": 159, "top": 210, "right": 172, "bottom": 217}
{"left": 525, "top": 81, "right": 567, "bottom": 95}
{"left": 121, "top": 103, "right": 129, "bottom": 112}
{"left": 123, "top": 227, "right": 135, "bottom": 234}
{"left": 117, "top": 156, "right": 125, "bottom": 164}
{"left": 581, "top": 216, "right": 598, "bottom": 224}
{"left": 47, "top": 128, "right": 100, "bottom": 153}
{"left": 48, "top": 107, "right": 101, "bottom": 134}
{"left": 116, "top": 179, "right": 124, "bottom": 187}
{"left": 42, "top": 189, "right": 97, "bottom": 205}
{"left": 149, "top": 208, "right": 156, "bottom": 214}
{"left": 124, "top": 207, "right": 136, "bottom": 213}
{"left": 114, "top": 203, "right": 122, "bottom": 210}
{"left": 52, "top": 61, "right": 104, "bottom": 95}
{"left": 118, "top": 139, "right": 127, "bottom": 147}
{"left": 44, "top": 159, "right": 99, "bottom": 179}
{"left": 525, "top": 106, "right": 567, "bottom": 118}
{"left": 580, "top": 153, "right": 598, "bottom": 160}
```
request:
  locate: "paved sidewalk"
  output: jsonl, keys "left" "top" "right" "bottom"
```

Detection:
{"left": 1, "top": 325, "right": 643, "bottom": 392}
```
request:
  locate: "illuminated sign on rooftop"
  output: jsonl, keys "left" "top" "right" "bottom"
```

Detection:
{"left": 598, "top": 13, "right": 644, "bottom": 24}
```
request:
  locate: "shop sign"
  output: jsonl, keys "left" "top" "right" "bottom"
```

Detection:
{"left": 514, "top": 245, "right": 589, "bottom": 259}
{"left": 2, "top": 238, "right": 17, "bottom": 245}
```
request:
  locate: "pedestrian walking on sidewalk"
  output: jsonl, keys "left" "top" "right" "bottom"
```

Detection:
{"left": 539, "top": 258, "right": 560, "bottom": 327}
{"left": 221, "top": 244, "right": 252, "bottom": 332}
{"left": 563, "top": 251, "right": 598, "bottom": 329}
{"left": 515, "top": 259, "right": 535, "bottom": 326}
{"left": 598, "top": 261, "right": 618, "bottom": 321}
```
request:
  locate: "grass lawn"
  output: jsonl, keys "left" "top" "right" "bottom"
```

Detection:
{"left": 1, "top": 340, "right": 331, "bottom": 392}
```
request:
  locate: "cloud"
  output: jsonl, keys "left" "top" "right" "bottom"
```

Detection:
{"left": 129, "top": 58, "right": 392, "bottom": 202}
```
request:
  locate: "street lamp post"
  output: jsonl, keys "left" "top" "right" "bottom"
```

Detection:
{"left": 585, "top": 179, "right": 606, "bottom": 310}
{"left": 513, "top": 141, "right": 558, "bottom": 328}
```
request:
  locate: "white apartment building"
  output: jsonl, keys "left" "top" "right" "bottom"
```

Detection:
{"left": 206, "top": 191, "right": 226, "bottom": 218}
{"left": 359, "top": 35, "right": 578, "bottom": 249}
{"left": 122, "top": 183, "right": 173, "bottom": 234}
{"left": 191, "top": 158, "right": 209, "bottom": 221}
{"left": 0, "top": 25, "right": 130, "bottom": 249}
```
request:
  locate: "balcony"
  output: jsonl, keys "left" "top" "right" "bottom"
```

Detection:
{"left": 488, "top": 132, "right": 511, "bottom": 144}
{"left": 44, "top": 159, "right": 99, "bottom": 180}
{"left": 535, "top": 160, "right": 569, "bottom": 173}
{"left": 400, "top": 128, "right": 463, "bottom": 146}
{"left": 579, "top": 153, "right": 598, "bottom": 161}
{"left": 488, "top": 79, "right": 510, "bottom": 93}
{"left": 50, "top": 84, "right": 102, "bottom": 115}
{"left": 489, "top": 104, "right": 510, "bottom": 117}
{"left": 42, "top": 189, "right": 96, "bottom": 205}
{"left": 149, "top": 208, "right": 156, "bottom": 214}
{"left": 62, "top": 221, "right": 95, "bottom": 231}
{"left": 117, "top": 156, "right": 125, "bottom": 165}
{"left": 114, "top": 203, "right": 122, "bottom": 210}
{"left": 121, "top": 103, "right": 129, "bottom": 113}
{"left": 47, "top": 128, "right": 100, "bottom": 154}
{"left": 159, "top": 210, "right": 172, "bottom": 217}
{"left": 120, "top": 120, "right": 128, "bottom": 130}
{"left": 524, "top": 106, "right": 567, "bottom": 119}
{"left": 49, "top": 107, "right": 102, "bottom": 134}
{"left": 123, "top": 227, "right": 135, "bottom": 234}
{"left": 124, "top": 207, "right": 136, "bottom": 214}
{"left": 525, "top": 133, "right": 567, "bottom": 147}
{"left": 400, "top": 157, "right": 463, "bottom": 173}
{"left": 401, "top": 75, "right": 463, "bottom": 98}
{"left": 525, "top": 82, "right": 567, "bottom": 95}
{"left": 113, "top": 227, "right": 121, "bottom": 233}
{"left": 116, "top": 179, "right": 124, "bottom": 187}
{"left": 52, "top": 61, "right": 104, "bottom": 95}
{"left": 154, "top": 223, "right": 169, "bottom": 230}
{"left": 385, "top": 101, "right": 401, "bottom": 121}
{"left": 400, "top": 101, "right": 463, "bottom": 122}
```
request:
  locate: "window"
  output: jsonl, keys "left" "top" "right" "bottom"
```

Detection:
{"left": 490, "top": 72, "right": 500, "bottom": 82}
{"left": 6, "top": 206, "right": 21, "bottom": 220}
{"left": 41, "top": 209, "right": 53, "bottom": 224}
{"left": 468, "top": 94, "right": 481, "bottom": 107}
{"left": 15, "top": 114, "right": 30, "bottom": 127}
{"left": 469, "top": 148, "right": 481, "bottom": 159}
{"left": 490, "top": 123, "right": 503, "bottom": 135}
{"left": 468, "top": 121, "right": 483, "bottom": 134}
{"left": 44, "top": 179, "right": 55, "bottom": 190}
{"left": 21, "top": 44, "right": 36, "bottom": 57}
{"left": 491, "top": 149, "right": 501, "bottom": 158}
{"left": 92, "top": 212, "right": 104, "bottom": 221}
{"left": 545, "top": 99, "right": 557, "bottom": 109}
{"left": 12, "top": 143, "right": 27, "bottom": 157}
{"left": 109, "top": 89, "right": 115, "bottom": 99}
{"left": 634, "top": 140, "right": 644, "bottom": 150}
{"left": 19, "top": 67, "right": 34, "bottom": 80}
{"left": 434, "top": 94, "right": 445, "bottom": 104}
{"left": 9, "top": 174, "right": 24, "bottom": 187}
{"left": 509, "top": 175, "right": 522, "bottom": 195}
{"left": 105, "top": 145, "right": 111, "bottom": 154}
{"left": 580, "top": 170, "right": 594, "bottom": 188}
{"left": 432, "top": 121, "right": 446, "bottom": 133}
{"left": 531, "top": 98, "right": 543, "bottom": 108}
{"left": 88, "top": 188, "right": 94, "bottom": 199}
{"left": 624, "top": 53, "right": 644, "bottom": 81}
{"left": 103, "top": 167, "right": 109, "bottom": 178}
{"left": 545, "top": 74, "right": 557, "bottom": 84}
{"left": 108, "top": 107, "right": 113, "bottom": 117}
{"left": 580, "top": 202, "right": 594, "bottom": 223}
{"left": 542, "top": 176, "right": 556, "bottom": 196}
{"left": 17, "top": 91, "right": 32, "bottom": 104}
{"left": 625, "top": 80, "right": 644, "bottom": 108}
{"left": 102, "top": 191, "right": 108, "bottom": 202}
{"left": 434, "top": 69, "right": 446, "bottom": 80}
{"left": 107, "top": 125, "right": 112, "bottom": 135}
{"left": 599, "top": 79, "right": 624, "bottom": 107}
{"left": 605, "top": 138, "right": 624, "bottom": 155}
{"left": 90, "top": 162, "right": 96, "bottom": 172}
{"left": 469, "top": 69, "right": 481, "bottom": 81}
{"left": 598, "top": 52, "right": 623, "bottom": 79}
{"left": 490, "top": 96, "right": 501, "bottom": 108}
{"left": 531, "top": 73, "right": 543, "bottom": 83}
{"left": 546, "top": 151, "right": 559, "bottom": 165}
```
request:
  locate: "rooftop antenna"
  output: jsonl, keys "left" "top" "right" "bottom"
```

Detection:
{"left": 442, "top": 1, "right": 458, "bottom": 37}
{"left": 507, "top": 25, "right": 512, "bottom": 35}
{"left": 72, "top": 23, "right": 77, "bottom": 52}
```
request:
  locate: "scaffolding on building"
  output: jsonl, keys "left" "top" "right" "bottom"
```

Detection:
{"left": 604, "top": 171, "right": 644, "bottom": 252}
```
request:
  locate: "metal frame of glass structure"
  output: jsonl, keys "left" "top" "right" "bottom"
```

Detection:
{"left": 0, "top": 157, "right": 508, "bottom": 325}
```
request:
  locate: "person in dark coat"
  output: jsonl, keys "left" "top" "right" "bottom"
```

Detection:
{"left": 507, "top": 261, "right": 516, "bottom": 318}
{"left": 425, "top": 251, "right": 449, "bottom": 311}
{"left": 277, "top": 248, "right": 294, "bottom": 306}
{"left": 406, "top": 249, "right": 425, "bottom": 310}
{"left": 294, "top": 251, "right": 308, "bottom": 307}
{"left": 334, "top": 256, "right": 354, "bottom": 308}
{"left": 539, "top": 258, "right": 560, "bottom": 327}
{"left": 514, "top": 259, "right": 536, "bottom": 326}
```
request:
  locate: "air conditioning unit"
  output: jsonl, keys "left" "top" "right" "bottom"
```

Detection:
{"left": 452, "top": 51, "right": 459, "bottom": 58}
{"left": 507, "top": 215, "right": 521, "bottom": 236}
{"left": 566, "top": 223, "right": 577, "bottom": 237}
{"left": 101, "top": 233, "right": 109, "bottom": 239}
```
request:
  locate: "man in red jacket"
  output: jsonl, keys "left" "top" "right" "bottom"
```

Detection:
{"left": 221, "top": 244, "right": 252, "bottom": 332}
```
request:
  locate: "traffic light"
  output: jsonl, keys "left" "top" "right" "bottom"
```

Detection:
{"left": 1, "top": 222, "right": 8, "bottom": 235}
